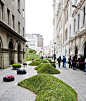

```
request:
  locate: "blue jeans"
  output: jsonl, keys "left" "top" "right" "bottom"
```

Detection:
{"left": 64, "top": 62, "right": 66, "bottom": 68}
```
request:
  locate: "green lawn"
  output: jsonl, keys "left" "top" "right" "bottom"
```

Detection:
{"left": 18, "top": 74, "right": 77, "bottom": 101}
{"left": 26, "top": 52, "right": 40, "bottom": 61}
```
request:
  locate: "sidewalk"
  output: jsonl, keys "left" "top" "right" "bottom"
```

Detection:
{"left": 54, "top": 63, "right": 86, "bottom": 101}
{"left": 0, "top": 61, "right": 37, "bottom": 101}
{"left": 0, "top": 61, "right": 86, "bottom": 101}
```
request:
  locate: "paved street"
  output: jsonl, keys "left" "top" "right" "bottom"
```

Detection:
{"left": 54, "top": 63, "right": 86, "bottom": 101}
{"left": 0, "top": 61, "right": 37, "bottom": 101}
{"left": 0, "top": 61, "right": 86, "bottom": 101}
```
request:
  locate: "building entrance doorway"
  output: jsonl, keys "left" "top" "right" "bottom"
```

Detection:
{"left": 9, "top": 41, "right": 13, "bottom": 64}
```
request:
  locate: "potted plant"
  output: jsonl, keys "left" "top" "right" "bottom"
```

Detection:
{"left": 3, "top": 75, "right": 14, "bottom": 82}
{"left": 50, "top": 61, "right": 56, "bottom": 68}
{"left": 23, "top": 63, "right": 27, "bottom": 66}
{"left": 12, "top": 64, "right": 21, "bottom": 69}
{"left": 17, "top": 69, "right": 26, "bottom": 74}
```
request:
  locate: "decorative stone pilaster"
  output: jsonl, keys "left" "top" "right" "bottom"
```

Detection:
{"left": 2, "top": 48, "right": 9, "bottom": 68}
{"left": 14, "top": 51, "right": 18, "bottom": 63}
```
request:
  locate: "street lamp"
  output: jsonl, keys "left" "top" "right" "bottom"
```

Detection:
{"left": 54, "top": 42, "right": 56, "bottom": 62}
{"left": 72, "top": 5, "right": 84, "bottom": 11}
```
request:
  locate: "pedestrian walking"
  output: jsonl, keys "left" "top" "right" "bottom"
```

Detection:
{"left": 57, "top": 56, "right": 61, "bottom": 67}
{"left": 42, "top": 56, "right": 43, "bottom": 60}
{"left": 77, "top": 56, "right": 80, "bottom": 69}
{"left": 63, "top": 56, "right": 66, "bottom": 68}
{"left": 68, "top": 56, "right": 72, "bottom": 68}
{"left": 84, "top": 58, "right": 86, "bottom": 73}
{"left": 72, "top": 56, "right": 76, "bottom": 70}
{"left": 80, "top": 56, "right": 84, "bottom": 70}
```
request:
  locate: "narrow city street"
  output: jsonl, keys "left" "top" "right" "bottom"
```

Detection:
{"left": 0, "top": 62, "right": 86, "bottom": 101}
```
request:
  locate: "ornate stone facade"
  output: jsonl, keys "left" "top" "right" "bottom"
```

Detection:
{"left": 0, "top": 0, "right": 26, "bottom": 69}
{"left": 53, "top": 0, "right": 86, "bottom": 60}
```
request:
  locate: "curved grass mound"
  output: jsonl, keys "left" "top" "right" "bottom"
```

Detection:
{"left": 46, "top": 58, "right": 52, "bottom": 62}
{"left": 38, "top": 64, "right": 60, "bottom": 74}
{"left": 28, "top": 60, "right": 41, "bottom": 66}
{"left": 35, "top": 59, "right": 42, "bottom": 61}
{"left": 18, "top": 74, "right": 77, "bottom": 101}
{"left": 35, "top": 64, "right": 44, "bottom": 70}
{"left": 41, "top": 60, "right": 49, "bottom": 63}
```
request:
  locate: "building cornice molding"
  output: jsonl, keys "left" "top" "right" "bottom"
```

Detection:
{"left": 0, "top": 20, "right": 27, "bottom": 42}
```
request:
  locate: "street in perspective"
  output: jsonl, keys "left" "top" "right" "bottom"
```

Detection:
{"left": 0, "top": 0, "right": 86, "bottom": 101}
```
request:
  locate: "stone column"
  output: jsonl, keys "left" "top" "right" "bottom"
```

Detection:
{"left": 2, "top": 48, "right": 9, "bottom": 68}
{"left": 20, "top": 51, "right": 23, "bottom": 63}
{"left": 14, "top": 51, "right": 18, "bottom": 63}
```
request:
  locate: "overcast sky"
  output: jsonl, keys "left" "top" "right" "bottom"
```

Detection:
{"left": 25, "top": 0, "right": 53, "bottom": 46}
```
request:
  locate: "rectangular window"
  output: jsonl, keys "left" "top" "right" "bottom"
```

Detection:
{"left": 23, "top": 27, "right": 24, "bottom": 37}
{"left": 65, "top": 29, "right": 67, "bottom": 41}
{"left": 74, "top": 19, "right": 76, "bottom": 32}
{"left": 67, "top": 11, "right": 68, "bottom": 20}
{"left": 0, "top": 1, "right": 3, "bottom": 20}
{"left": 65, "top": 14, "right": 66, "bottom": 23}
{"left": 70, "top": 4, "right": 71, "bottom": 15}
{"left": 18, "top": 21, "right": 20, "bottom": 33}
{"left": 83, "top": 7, "right": 85, "bottom": 25}
{"left": 78, "top": 14, "right": 80, "bottom": 29}
{"left": 23, "top": 9, "right": 25, "bottom": 18}
{"left": 69, "top": 25, "right": 71, "bottom": 36}
{"left": 7, "top": 9, "right": 10, "bottom": 25}
{"left": 12, "top": 15, "right": 15, "bottom": 28}
{"left": 18, "top": 0, "right": 20, "bottom": 11}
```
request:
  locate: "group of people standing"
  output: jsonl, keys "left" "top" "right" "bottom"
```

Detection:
{"left": 57, "top": 56, "right": 66, "bottom": 68}
{"left": 68, "top": 55, "right": 86, "bottom": 71}
{"left": 57, "top": 55, "right": 86, "bottom": 71}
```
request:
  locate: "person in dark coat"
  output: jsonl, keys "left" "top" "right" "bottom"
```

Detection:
{"left": 79, "top": 56, "right": 85, "bottom": 70}
{"left": 72, "top": 56, "right": 76, "bottom": 70}
{"left": 68, "top": 56, "right": 72, "bottom": 68}
{"left": 58, "top": 56, "right": 61, "bottom": 67}
{"left": 42, "top": 56, "right": 43, "bottom": 60}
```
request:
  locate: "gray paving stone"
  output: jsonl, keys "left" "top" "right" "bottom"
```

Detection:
{"left": 55, "top": 63, "right": 86, "bottom": 101}
{"left": 0, "top": 61, "right": 37, "bottom": 101}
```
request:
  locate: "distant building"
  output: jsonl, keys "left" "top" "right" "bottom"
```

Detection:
{"left": 50, "top": 41, "right": 54, "bottom": 56}
{"left": 43, "top": 42, "right": 54, "bottom": 57}
{"left": 25, "top": 34, "right": 43, "bottom": 54}
{"left": 0, "top": 0, "right": 26, "bottom": 69}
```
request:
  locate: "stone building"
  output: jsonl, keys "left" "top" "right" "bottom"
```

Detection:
{"left": 0, "top": 0, "right": 26, "bottom": 69}
{"left": 53, "top": 0, "right": 86, "bottom": 61}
